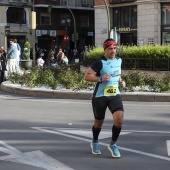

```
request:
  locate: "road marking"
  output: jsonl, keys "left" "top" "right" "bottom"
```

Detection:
{"left": 54, "top": 128, "right": 131, "bottom": 139}
{"left": 123, "top": 130, "right": 170, "bottom": 134}
{"left": 32, "top": 127, "right": 170, "bottom": 162}
{"left": 166, "top": 140, "right": 170, "bottom": 156}
{"left": 0, "top": 140, "right": 74, "bottom": 170}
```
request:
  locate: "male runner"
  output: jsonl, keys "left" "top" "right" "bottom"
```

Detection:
{"left": 84, "top": 38, "right": 126, "bottom": 158}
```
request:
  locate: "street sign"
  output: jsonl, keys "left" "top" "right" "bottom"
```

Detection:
{"left": 5, "top": 26, "right": 10, "bottom": 36}
{"left": 36, "top": 30, "right": 41, "bottom": 36}
{"left": 50, "top": 30, "right": 56, "bottom": 37}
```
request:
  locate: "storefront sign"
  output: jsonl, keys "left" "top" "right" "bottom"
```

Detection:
{"left": 118, "top": 27, "right": 137, "bottom": 32}
{"left": 119, "top": 27, "right": 131, "bottom": 32}
{"left": 87, "top": 32, "right": 93, "bottom": 36}
{"left": 36, "top": 30, "right": 41, "bottom": 36}
{"left": 164, "top": 27, "right": 170, "bottom": 30}
{"left": 50, "top": 30, "right": 56, "bottom": 37}
{"left": 41, "top": 30, "right": 48, "bottom": 35}
{"left": 162, "top": 26, "right": 170, "bottom": 32}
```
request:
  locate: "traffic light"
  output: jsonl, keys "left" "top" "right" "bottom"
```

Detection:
{"left": 53, "top": 38, "right": 56, "bottom": 43}
{"left": 5, "top": 26, "right": 10, "bottom": 36}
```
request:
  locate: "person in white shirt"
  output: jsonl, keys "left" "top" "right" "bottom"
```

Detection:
{"left": 37, "top": 55, "right": 45, "bottom": 67}
{"left": 14, "top": 39, "right": 21, "bottom": 74}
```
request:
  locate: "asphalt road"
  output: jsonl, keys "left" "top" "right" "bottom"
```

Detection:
{"left": 0, "top": 90, "right": 170, "bottom": 170}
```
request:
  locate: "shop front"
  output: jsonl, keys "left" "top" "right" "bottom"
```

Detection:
{"left": 118, "top": 27, "right": 137, "bottom": 46}
{"left": 161, "top": 3, "right": 170, "bottom": 45}
{"left": 112, "top": 5, "right": 137, "bottom": 46}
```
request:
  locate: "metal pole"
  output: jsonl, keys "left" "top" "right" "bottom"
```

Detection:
{"left": 32, "top": 0, "right": 36, "bottom": 65}
{"left": 66, "top": 26, "right": 68, "bottom": 57}
{"left": 63, "top": 6, "right": 77, "bottom": 49}
{"left": 103, "top": 0, "right": 110, "bottom": 39}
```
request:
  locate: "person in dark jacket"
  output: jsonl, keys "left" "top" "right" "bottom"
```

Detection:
{"left": 0, "top": 47, "right": 7, "bottom": 83}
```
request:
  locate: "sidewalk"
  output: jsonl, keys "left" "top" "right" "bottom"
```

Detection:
{"left": 1, "top": 81, "right": 170, "bottom": 102}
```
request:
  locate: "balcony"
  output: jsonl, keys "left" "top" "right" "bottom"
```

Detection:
{"left": 0, "top": 0, "right": 31, "bottom": 3}
{"left": 0, "top": 0, "right": 32, "bottom": 5}
{"left": 35, "top": 0, "right": 94, "bottom": 8}
{"left": 109, "top": 0, "right": 137, "bottom": 4}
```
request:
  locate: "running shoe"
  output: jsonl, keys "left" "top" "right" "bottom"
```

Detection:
{"left": 91, "top": 142, "right": 101, "bottom": 155}
{"left": 108, "top": 143, "right": 121, "bottom": 158}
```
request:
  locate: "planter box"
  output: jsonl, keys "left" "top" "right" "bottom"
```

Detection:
{"left": 20, "top": 60, "right": 33, "bottom": 70}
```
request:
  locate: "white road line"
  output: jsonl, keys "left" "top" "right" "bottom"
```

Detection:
{"left": 32, "top": 127, "right": 170, "bottom": 162}
{"left": 166, "top": 140, "right": 170, "bottom": 156}
{"left": 0, "top": 140, "right": 74, "bottom": 170}
{"left": 123, "top": 130, "right": 170, "bottom": 134}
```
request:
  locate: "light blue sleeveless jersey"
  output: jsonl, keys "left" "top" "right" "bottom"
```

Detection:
{"left": 91, "top": 55, "right": 122, "bottom": 98}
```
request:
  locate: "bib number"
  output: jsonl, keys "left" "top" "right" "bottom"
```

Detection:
{"left": 104, "top": 85, "right": 117, "bottom": 96}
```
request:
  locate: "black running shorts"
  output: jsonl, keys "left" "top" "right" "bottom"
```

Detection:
{"left": 92, "top": 95, "right": 124, "bottom": 120}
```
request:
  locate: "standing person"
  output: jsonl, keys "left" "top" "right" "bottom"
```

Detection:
{"left": 7, "top": 39, "right": 18, "bottom": 74}
{"left": 72, "top": 48, "right": 78, "bottom": 63}
{"left": 14, "top": 38, "right": 21, "bottom": 74}
{"left": 36, "top": 53, "right": 45, "bottom": 68}
{"left": 0, "top": 47, "right": 7, "bottom": 83}
{"left": 49, "top": 53, "right": 58, "bottom": 68}
{"left": 56, "top": 48, "right": 64, "bottom": 65}
{"left": 84, "top": 39, "right": 126, "bottom": 158}
{"left": 60, "top": 54, "right": 68, "bottom": 65}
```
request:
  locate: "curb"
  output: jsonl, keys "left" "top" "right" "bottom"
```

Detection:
{"left": 1, "top": 81, "right": 170, "bottom": 102}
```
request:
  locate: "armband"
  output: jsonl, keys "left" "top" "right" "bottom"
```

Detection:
{"left": 98, "top": 76, "right": 102, "bottom": 83}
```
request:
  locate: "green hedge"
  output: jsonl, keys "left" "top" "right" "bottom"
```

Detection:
{"left": 86, "top": 45, "right": 170, "bottom": 59}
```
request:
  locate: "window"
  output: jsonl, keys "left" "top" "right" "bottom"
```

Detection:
{"left": 7, "top": 7, "right": 26, "bottom": 24}
{"left": 40, "top": 13, "right": 51, "bottom": 25}
{"left": 60, "top": 0, "right": 68, "bottom": 6}
{"left": 81, "top": 0, "right": 88, "bottom": 6}
{"left": 80, "top": 15, "right": 89, "bottom": 27}
{"left": 113, "top": 8, "right": 120, "bottom": 27}
{"left": 162, "top": 32, "right": 170, "bottom": 45}
{"left": 162, "top": 3, "right": 170, "bottom": 25}
{"left": 121, "top": 7, "right": 129, "bottom": 27}
{"left": 130, "top": 6, "right": 137, "bottom": 27}
{"left": 113, "top": 6, "right": 137, "bottom": 28}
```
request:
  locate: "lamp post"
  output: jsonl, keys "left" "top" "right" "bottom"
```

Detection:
{"left": 61, "top": 17, "right": 71, "bottom": 58}
{"left": 47, "top": 5, "right": 77, "bottom": 49}
{"left": 103, "top": 0, "right": 110, "bottom": 38}
{"left": 63, "top": 6, "right": 77, "bottom": 49}
{"left": 32, "top": 0, "right": 36, "bottom": 65}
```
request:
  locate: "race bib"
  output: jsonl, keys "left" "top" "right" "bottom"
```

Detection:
{"left": 104, "top": 85, "right": 118, "bottom": 96}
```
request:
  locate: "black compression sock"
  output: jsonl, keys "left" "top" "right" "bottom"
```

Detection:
{"left": 112, "top": 125, "right": 121, "bottom": 142}
{"left": 92, "top": 126, "right": 101, "bottom": 141}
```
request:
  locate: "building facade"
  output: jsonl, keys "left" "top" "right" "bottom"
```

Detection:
{"left": 0, "top": 0, "right": 32, "bottom": 51}
{"left": 94, "top": 0, "right": 170, "bottom": 47}
{"left": 0, "top": 0, "right": 94, "bottom": 55}
{"left": 34, "top": 0, "right": 94, "bottom": 52}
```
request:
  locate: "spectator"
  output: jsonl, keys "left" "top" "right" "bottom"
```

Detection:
{"left": 37, "top": 54, "right": 45, "bottom": 68}
{"left": 0, "top": 47, "right": 7, "bottom": 83}
{"left": 7, "top": 39, "right": 17, "bottom": 74}
{"left": 49, "top": 53, "right": 58, "bottom": 68}
{"left": 60, "top": 54, "right": 68, "bottom": 65}
{"left": 14, "top": 38, "right": 21, "bottom": 74}
{"left": 56, "top": 49, "right": 64, "bottom": 65}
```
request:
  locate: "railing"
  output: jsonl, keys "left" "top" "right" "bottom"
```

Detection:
{"left": 35, "top": 0, "right": 94, "bottom": 8}
{"left": 82, "top": 57, "right": 170, "bottom": 71}
{"left": 122, "top": 58, "right": 170, "bottom": 71}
